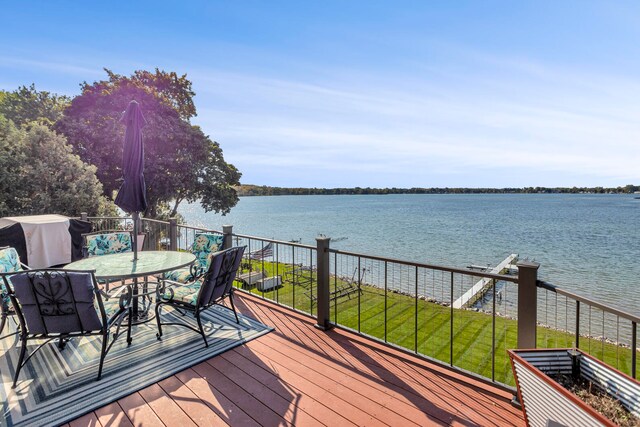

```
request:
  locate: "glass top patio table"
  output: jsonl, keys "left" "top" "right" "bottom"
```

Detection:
{"left": 63, "top": 250, "right": 196, "bottom": 280}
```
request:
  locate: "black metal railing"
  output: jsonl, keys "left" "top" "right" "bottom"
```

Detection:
{"left": 327, "top": 248, "right": 520, "bottom": 386}
{"left": 231, "top": 233, "right": 317, "bottom": 317}
{"left": 537, "top": 280, "right": 638, "bottom": 379}
{"left": 83, "top": 215, "right": 639, "bottom": 388}
{"left": 86, "top": 216, "right": 133, "bottom": 232}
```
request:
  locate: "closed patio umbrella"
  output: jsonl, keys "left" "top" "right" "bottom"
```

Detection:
{"left": 114, "top": 100, "right": 147, "bottom": 261}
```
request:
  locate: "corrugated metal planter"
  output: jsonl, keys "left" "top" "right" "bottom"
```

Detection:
{"left": 508, "top": 348, "right": 640, "bottom": 427}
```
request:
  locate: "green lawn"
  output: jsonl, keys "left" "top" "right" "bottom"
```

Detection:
{"left": 236, "top": 260, "right": 638, "bottom": 386}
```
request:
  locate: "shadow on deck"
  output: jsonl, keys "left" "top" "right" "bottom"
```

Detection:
{"left": 68, "top": 292, "right": 524, "bottom": 427}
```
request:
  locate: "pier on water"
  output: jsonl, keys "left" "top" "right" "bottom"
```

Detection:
{"left": 452, "top": 254, "right": 518, "bottom": 309}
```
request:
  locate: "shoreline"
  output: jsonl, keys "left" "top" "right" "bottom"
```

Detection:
{"left": 235, "top": 184, "right": 640, "bottom": 197}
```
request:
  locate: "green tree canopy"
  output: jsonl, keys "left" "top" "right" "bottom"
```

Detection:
{"left": 0, "top": 84, "right": 70, "bottom": 128}
{"left": 0, "top": 115, "right": 114, "bottom": 217}
{"left": 56, "top": 69, "right": 241, "bottom": 218}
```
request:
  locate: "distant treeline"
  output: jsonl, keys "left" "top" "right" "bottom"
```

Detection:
{"left": 236, "top": 184, "right": 640, "bottom": 197}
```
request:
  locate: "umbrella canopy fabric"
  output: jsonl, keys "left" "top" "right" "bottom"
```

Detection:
{"left": 114, "top": 100, "right": 148, "bottom": 214}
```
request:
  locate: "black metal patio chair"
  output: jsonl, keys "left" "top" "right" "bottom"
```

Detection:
{"left": 163, "top": 233, "right": 225, "bottom": 284}
{"left": 1, "top": 269, "right": 133, "bottom": 388}
{"left": 0, "top": 246, "right": 30, "bottom": 341}
{"left": 155, "top": 246, "right": 246, "bottom": 347}
{"left": 82, "top": 230, "right": 136, "bottom": 291}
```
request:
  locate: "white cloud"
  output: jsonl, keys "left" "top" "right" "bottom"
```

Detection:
{"left": 0, "top": 56, "right": 104, "bottom": 78}
{"left": 2, "top": 41, "right": 638, "bottom": 187}
{"left": 189, "top": 55, "right": 640, "bottom": 187}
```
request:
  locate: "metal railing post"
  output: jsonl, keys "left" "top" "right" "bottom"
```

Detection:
{"left": 169, "top": 218, "right": 178, "bottom": 251}
{"left": 315, "top": 236, "right": 332, "bottom": 331}
{"left": 80, "top": 212, "right": 88, "bottom": 221}
{"left": 632, "top": 322, "right": 637, "bottom": 379}
{"left": 517, "top": 261, "right": 540, "bottom": 349}
{"left": 222, "top": 225, "right": 233, "bottom": 249}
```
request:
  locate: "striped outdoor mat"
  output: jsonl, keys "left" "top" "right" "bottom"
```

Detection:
{"left": 0, "top": 305, "right": 273, "bottom": 427}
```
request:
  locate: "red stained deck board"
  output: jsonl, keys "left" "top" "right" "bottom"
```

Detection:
{"left": 156, "top": 374, "right": 229, "bottom": 427}
{"left": 241, "top": 338, "right": 445, "bottom": 426}
{"left": 93, "top": 401, "right": 133, "bottom": 427}
{"left": 206, "top": 355, "right": 326, "bottom": 427}
{"left": 247, "top": 332, "right": 457, "bottom": 423}
{"left": 224, "top": 343, "right": 390, "bottom": 426}
{"left": 137, "top": 382, "right": 198, "bottom": 427}
{"left": 240, "top": 300, "right": 467, "bottom": 422}
{"left": 117, "top": 392, "right": 165, "bottom": 427}
{"left": 218, "top": 349, "right": 358, "bottom": 427}
{"left": 236, "top": 293, "right": 524, "bottom": 426}
{"left": 73, "top": 291, "right": 524, "bottom": 427}
{"left": 68, "top": 412, "right": 102, "bottom": 427}
{"left": 190, "top": 362, "right": 291, "bottom": 427}
{"left": 255, "top": 316, "right": 507, "bottom": 424}
{"left": 175, "top": 367, "right": 262, "bottom": 427}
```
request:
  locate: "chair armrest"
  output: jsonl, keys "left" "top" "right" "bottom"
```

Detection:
{"left": 99, "top": 284, "right": 129, "bottom": 300}
{"left": 99, "top": 283, "right": 133, "bottom": 311}
{"left": 157, "top": 278, "right": 195, "bottom": 302}
{"left": 161, "top": 278, "right": 193, "bottom": 288}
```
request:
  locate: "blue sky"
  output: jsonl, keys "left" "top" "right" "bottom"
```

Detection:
{"left": 1, "top": 1, "right": 639, "bottom": 188}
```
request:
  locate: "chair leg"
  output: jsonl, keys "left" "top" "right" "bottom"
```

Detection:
{"left": 0, "top": 311, "right": 6, "bottom": 339}
{"left": 97, "top": 332, "right": 108, "bottom": 381}
{"left": 12, "top": 337, "right": 28, "bottom": 388}
{"left": 126, "top": 307, "right": 133, "bottom": 346}
{"left": 229, "top": 293, "right": 240, "bottom": 324}
{"left": 155, "top": 303, "right": 163, "bottom": 340}
{"left": 196, "top": 311, "right": 209, "bottom": 348}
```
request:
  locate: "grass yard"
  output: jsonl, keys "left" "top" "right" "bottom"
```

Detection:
{"left": 236, "top": 260, "right": 638, "bottom": 386}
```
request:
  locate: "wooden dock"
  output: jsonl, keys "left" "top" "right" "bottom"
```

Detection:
{"left": 453, "top": 254, "right": 518, "bottom": 309}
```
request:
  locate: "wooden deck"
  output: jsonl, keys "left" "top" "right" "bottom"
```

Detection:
{"left": 67, "top": 292, "right": 525, "bottom": 427}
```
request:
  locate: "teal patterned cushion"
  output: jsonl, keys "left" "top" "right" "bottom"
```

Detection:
{"left": 0, "top": 247, "right": 21, "bottom": 274}
{"left": 191, "top": 233, "right": 224, "bottom": 272}
{"left": 0, "top": 247, "right": 22, "bottom": 304}
{"left": 86, "top": 233, "right": 132, "bottom": 257}
{"left": 164, "top": 233, "right": 223, "bottom": 284}
{"left": 164, "top": 268, "right": 193, "bottom": 283}
{"left": 163, "top": 282, "right": 201, "bottom": 306}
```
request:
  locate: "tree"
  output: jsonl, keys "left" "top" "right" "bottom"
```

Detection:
{"left": 56, "top": 69, "right": 240, "bottom": 218}
{"left": 0, "top": 115, "right": 26, "bottom": 215}
{"left": 0, "top": 84, "right": 70, "bottom": 128}
{"left": 0, "top": 114, "right": 114, "bottom": 217}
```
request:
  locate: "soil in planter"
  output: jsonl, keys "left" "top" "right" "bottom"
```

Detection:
{"left": 552, "top": 375, "right": 639, "bottom": 427}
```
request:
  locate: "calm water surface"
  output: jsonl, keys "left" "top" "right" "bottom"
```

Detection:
{"left": 180, "top": 194, "right": 639, "bottom": 315}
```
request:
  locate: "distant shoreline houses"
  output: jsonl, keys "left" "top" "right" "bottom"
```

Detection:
{"left": 235, "top": 184, "right": 640, "bottom": 197}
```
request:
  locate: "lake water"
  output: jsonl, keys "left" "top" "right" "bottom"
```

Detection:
{"left": 180, "top": 194, "right": 639, "bottom": 316}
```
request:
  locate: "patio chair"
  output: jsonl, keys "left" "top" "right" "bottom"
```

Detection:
{"left": 82, "top": 230, "right": 133, "bottom": 257}
{"left": 163, "top": 233, "right": 224, "bottom": 284}
{"left": 1, "top": 269, "right": 133, "bottom": 388}
{"left": 0, "top": 246, "right": 29, "bottom": 341}
{"left": 155, "top": 246, "right": 245, "bottom": 347}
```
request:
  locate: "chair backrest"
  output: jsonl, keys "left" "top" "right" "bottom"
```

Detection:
{"left": 0, "top": 247, "right": 23, "bottom": 299}
{"left": 196, "top": 246, "right": 245, "bottom": 309}
{"left": 0, "top": 246, "right": 22, "bottom": 274}
{"left": 190, "top": 233, "right": 224, "bottom": 272}
{"left": 2, "top": 269, "right": 105, "bottom": 335}
{"left": 83, "top": 231, "right": 133, "bottom": 257}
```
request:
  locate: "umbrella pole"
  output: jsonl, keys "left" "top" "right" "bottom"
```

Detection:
{"left": 133, "top": 211, "right": 139, "bottom": 262}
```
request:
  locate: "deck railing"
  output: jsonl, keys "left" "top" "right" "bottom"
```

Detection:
{"left": 325, "top": 246, "right": 522, "bottom": 386}
{"left": 536, "top": 280, "right": 638, "bottom": 380}
{"left": 84, "top": 215, "right": 639, "bottom": 388}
